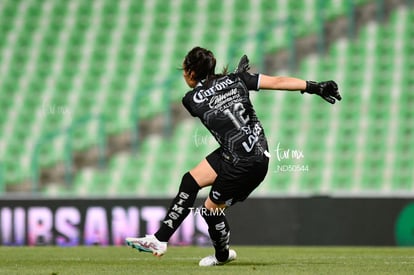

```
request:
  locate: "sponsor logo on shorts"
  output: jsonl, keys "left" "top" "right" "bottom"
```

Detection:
{"left": 212, "top": 191, "right": 221, "bottom": 200}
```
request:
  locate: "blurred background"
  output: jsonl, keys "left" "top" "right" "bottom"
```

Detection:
{"left": 1, "top": 0, "right": 412, "bottom": 198}
{"left": 0, "top": 0, "right": 414, "bottom": 247}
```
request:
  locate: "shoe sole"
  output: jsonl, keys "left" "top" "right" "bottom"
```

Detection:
{"left": 125, "top": 239, "right": 164, "bottom": 256}
{"left": 125, "top": 240, "right": 152, "bottom": 253}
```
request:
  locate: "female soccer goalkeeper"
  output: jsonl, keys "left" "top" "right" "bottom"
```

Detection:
{"left": 126, "top": 47, "right": 341, "bottom": 266}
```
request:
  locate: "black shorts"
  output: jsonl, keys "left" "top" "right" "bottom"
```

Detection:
{"left": 206, "top": 148, "right": 269, "bottom": 206}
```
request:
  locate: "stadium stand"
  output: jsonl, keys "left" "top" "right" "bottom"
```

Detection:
{"left": 0, "top": 0, "right": 412, "bottom": 196}
{"left": 53, "top": 4, "right": 412, "bottom": 197}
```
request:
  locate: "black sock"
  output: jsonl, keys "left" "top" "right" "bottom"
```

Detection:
{"left": 201, "top": 205, "right": 230, "bottom": 262}
{"left": 154, "top": 172, "right": 200, "bottom": 242}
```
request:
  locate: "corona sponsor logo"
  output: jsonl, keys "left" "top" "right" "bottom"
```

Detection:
{"left": 193, "top": 79, "right": 234, "bottom": 103}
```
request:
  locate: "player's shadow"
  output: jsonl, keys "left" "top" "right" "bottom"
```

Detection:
{"left": 228, "top": 261, "right": 276, "bottom": 266}
{"left": 230, "top": 261, "right": 332, "bottom": 267}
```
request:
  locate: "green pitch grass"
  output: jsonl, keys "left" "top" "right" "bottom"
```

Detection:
{"left": 2, "top": 246, "right": 414, "bottom": 275}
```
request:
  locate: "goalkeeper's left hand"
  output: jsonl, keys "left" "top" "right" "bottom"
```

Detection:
{"left": 301, "top": 80, "right": 342, "bottom": 104}
{"left": 234, "top": 54, "right": 250, "bottom": 73}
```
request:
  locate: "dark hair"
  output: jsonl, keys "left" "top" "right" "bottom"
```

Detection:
{"left": 183, "top": 46, "right": 228, "bottom": 83}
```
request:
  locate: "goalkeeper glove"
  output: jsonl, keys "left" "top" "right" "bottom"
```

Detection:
{"left": 301, "top": 80, "right": 342, "bottom": 104}
{"left": 234, "top": 54, "right": 250, "bottom": 73}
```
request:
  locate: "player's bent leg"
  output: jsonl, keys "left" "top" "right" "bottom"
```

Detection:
{"left": 189, "top": 158, "right": 217, "bottom": 188}
{"left": 155, "top": 158, "right": 217, "bottom": 241}
{"left": 125, "top": 158, "right": 217, "bottom": 258}
{"left": 125, "top": 172, "right": 200, "bottom": 256}
{"left": 125, "top": 235, "right": 167, "bottom": 257}
{"left": 152, "top": 158, "right": 217, "bottom": 242}
{"left": 199, "top": 197, "right": 236, "bottom": 266}
{"left": 154, "top": 172, "right": 201, "bottom": 242}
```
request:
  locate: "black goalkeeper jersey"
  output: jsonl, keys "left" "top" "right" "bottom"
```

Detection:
{"left": 182, "top": 72, "right": 269, "bottom": 165}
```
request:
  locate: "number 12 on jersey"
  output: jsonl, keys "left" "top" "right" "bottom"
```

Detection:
{"left": 223, "top": 103, "right": 249, "bottom": 130}
{"left": 223, "top": 103, "right": 260, "bottom": 153}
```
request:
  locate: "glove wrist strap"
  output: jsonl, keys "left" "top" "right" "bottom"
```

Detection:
{"left": 301, "top": 81, "right": 319, "bottom": 94}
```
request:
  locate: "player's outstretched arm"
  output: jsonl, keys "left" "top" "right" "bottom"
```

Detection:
{"left": 259, "top": 74, "right": 342, "bottom": 104}
{"left": 259, "top": 75, "right": 307, "bottom": 91}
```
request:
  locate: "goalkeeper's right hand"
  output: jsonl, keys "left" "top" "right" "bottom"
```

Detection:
{"left": 301, "top": 80, "right": 342, "bottom": 104}
{"left": 234, "top": 54, "right": 250, "bottom": 73}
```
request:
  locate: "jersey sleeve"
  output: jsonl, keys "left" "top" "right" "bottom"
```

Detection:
{"left": 237, "top": 72, "right": 260, "bottom": 91}
{"left": 182, "top": 93, "right": 197, "bottom": 117}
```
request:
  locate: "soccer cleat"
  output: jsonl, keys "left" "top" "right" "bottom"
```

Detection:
{"left": 125, "top": 235, "right": 167, "bottom": 257}
{"left": 199, "top": 249, "right": 237, "bottom": 266}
